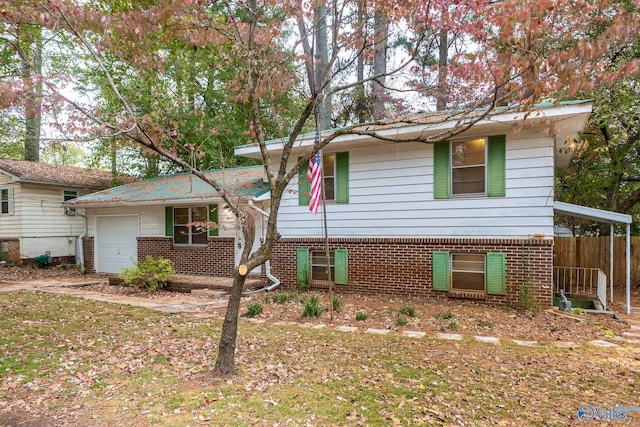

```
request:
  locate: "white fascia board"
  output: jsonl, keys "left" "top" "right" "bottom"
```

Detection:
{"left": 554, "top": 201, "right": 632, "bottom": 224}
{"left": 253, "top": 191, "right": 271, "bottom": 201}
{"left": 67, "top": 198, "right": 224, "bottom": 209}
{"left": 235, "top": 103, "right": 594, "bottom": 159}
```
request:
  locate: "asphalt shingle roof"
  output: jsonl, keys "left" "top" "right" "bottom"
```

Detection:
{"left": 0, "top": 158, "right": 131, "bottom": 189}
{"left": 65, "top": 165, "right": 269, "bottom": 207}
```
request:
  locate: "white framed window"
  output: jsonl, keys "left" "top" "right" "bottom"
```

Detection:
{"left": 322, "top": 154, "right": 335, "bottom": 201}
{"left": 451, "top": 254, "right": 486, "bottom": 292}
{"left": 298, "top": 152, "right": 349, "bottom": 205}
{"left": 1, "top": 187, "right": 13, "bottom": 216}
{"left": 63, "top": 190, "right": 78, "bottom": 214}
{"left": 433, "top": 251, "right": 505, "bottom": 295}
{"left": 451, "top": 138, "right": 486, "bottom": 195}
{"left": 173, "top": 206, "right": 208, "bottom": 245}
{"left": 311, "top": 250, "right": 335, "bottom": 281}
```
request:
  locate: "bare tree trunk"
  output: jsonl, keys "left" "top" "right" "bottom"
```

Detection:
{"left": 436, "top": 30, "right": 448, "bottom": 111}
{"left": 371, "top": 7, "right": 388, "bottom": 120}
{"left": 214, "top": 209, "right": 256, "bottom": 376}
{"left": 110, "top": 140, "right": 117, "bottom": 174}
{"left": 355, "top": 0, "right": 367, "bottom": 123}
{"left": 315, "top": 1, "right": 331, "bottom": 130}
{"left": 213, "top": 271, "right": 247, "bottom": 376}
{"left": 22, "top": 28, "right": 43, "bottom": 162}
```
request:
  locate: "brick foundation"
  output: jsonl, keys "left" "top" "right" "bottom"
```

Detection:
{"left": 137, "top": 237, "right": 236, "bottom": 277}
{"left": 81, "top": 233, "right": 554, "bottom": 308}
{"left": 0, "top": 239, "right": 20, "bottom": 263}
{"left": 270, "top": 237, "right": 553, "bottom": 308}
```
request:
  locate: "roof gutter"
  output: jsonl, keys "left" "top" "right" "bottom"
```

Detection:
{"left": 247, "top": 199, "right": 280, "bottom": 292}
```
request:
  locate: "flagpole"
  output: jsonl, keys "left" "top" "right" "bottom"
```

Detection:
{"left": 315, "top": 116, "right": 333, "bottom": 322}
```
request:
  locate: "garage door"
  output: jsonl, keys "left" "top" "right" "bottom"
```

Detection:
{"left": 96, "top": 215, "right": 139, "bottom": 273}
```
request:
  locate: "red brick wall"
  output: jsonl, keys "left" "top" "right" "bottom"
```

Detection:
{"left": 137, "top": 237, "right": 236, "bottom": 277}
{"left": 270, "top": 237, "right": 553, "bottom": 308}
{"left": 82, "top": 237, "right": 95, "bottom": 272}
{"left": 82, "top": 236, "right": 236, "bottom": 277}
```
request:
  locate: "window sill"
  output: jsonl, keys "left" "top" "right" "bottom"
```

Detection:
{"left": 448, "top": 291, "right": 486, "bottom": 300}
{"left": 450, "top": 193, "right": 487, "bottom": 199}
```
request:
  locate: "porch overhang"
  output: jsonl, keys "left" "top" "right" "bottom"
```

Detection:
{"left": 554, "top": 201, "right": 632, "bottom": 224}
{"left": 554, "top": 201, "right": 633, "bottom": 314}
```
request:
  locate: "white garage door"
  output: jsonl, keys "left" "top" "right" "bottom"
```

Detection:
{"left": 96, "top": 215, "right": 139, "bottom": 273}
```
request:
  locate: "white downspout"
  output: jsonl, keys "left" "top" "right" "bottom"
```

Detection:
{"left": 248, "top": 199, "right": 280, "bottom": 292}
{"left": 68, "top": 211, "right": 88, "bottom": 273}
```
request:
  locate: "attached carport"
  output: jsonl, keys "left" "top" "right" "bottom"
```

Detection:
{"left": 554, "top": 201, "right": 633, "bottom": 314}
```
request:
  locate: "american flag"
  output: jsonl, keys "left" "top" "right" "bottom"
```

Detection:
{"left": 307, "top": 132, "right": 322, "bottom": 215}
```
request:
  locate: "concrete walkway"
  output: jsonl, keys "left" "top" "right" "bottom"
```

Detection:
{"left": 2, "top": 279, "right": 639, "bottom": 348}
{"left": 0, "top": 279, "right": 230, "bottom": 313}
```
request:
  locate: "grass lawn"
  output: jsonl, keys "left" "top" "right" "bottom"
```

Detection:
{"left": 1, "top": 292, "right": 639, "bottom": 426}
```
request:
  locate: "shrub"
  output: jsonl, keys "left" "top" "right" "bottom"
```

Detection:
{"left": 302, "top": 295, "right": 323, "bottom": 317}
{"left": 273, "top": 292, "right": 291, "bottom": 304}
{"left": 475, "top": 319, "right": 494, "bottom": 329}
{"left": 297, "top": 266, "right": 310, "bottom": 292}
{"left": 447, "top": 320, "right": 459, "bottom": 331}
{"left": 119, "top": 256, "right": 175, "bottom": 292}
{"left": 442, "top": 310, "right": 454, "bottom": 320}
{"left": 332, "top": 297, "right": 342, "bottom": 311}
{"left": 355, "top": 311, "right": 368, "bottom": 321}
{"left": 246, "top": 303, "right": 264, "bottom": 318}
{"left": 518, "top": 281, "right": 537, "bottom": 311}
{"left": 399, "top": 305, "right": 416, "bottom": 317}
{"left": 396, "top": 315, "right": 408, "bottom": 326}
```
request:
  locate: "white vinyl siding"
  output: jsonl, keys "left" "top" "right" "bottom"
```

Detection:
{"left": 277, "top": 130, "right": 555, "bottom": 237}
{"left": 7, "top": 183, "right": 92, "bottom": 239}
{"left": 0, "top": 174, "right": 17, "bottom": 238}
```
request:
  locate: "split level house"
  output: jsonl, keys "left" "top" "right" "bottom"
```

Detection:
{"left": 0, "top": 159, "right": 127, "bottom": 264}
{"left": 66, "top": 101, "right": 629, "bottom": 309}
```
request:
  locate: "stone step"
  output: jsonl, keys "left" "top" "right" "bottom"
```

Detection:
{"left": 191, "top": 289, "right": 228, "bottom": 298}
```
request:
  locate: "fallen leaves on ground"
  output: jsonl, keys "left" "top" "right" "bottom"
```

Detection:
{"left": 1, "top": 267, "right": 639, "bottom": 426}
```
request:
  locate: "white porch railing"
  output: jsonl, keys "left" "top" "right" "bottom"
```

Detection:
{"left": 553, "top": 266, "right": 607, "bottom": 311}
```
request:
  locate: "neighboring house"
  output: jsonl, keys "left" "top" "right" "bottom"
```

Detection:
{"left": 64, "top": 166, "right": 268, "bottom": 275}
{"left": 67, "top": 101, "right": 631, "bottom": 309}
{"left": 0, "top": 159, "right": 125, "bottom": 264}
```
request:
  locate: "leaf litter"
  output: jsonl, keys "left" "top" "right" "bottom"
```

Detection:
{"left": 1, "top": 268, "right": 639, "bottom": 425}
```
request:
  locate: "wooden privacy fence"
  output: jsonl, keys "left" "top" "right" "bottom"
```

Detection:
{"left": 554, "top": 236, "right": 640, "bottom": 288}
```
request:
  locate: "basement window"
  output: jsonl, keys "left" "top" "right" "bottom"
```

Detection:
{"left": 451, "top": 254, "right": 486, "bottom": 292}
{"left": 311, "top": 250, "right": 335, "bottom": 281}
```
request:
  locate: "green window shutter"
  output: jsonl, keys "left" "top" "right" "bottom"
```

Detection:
{"left": 433, "top": 141, "right": 451, "bottom": 199}
{"left": 165, "top": 206, "right": 174, "bottom": 237}
{"left": 298, "top": 159, "right": 310, "bottom": 206}
{"left": 296, "top": 248, "right": 310, "bottom": 285}
{"left": 487, "top": 135, "right": 506, "bottom": 197}
{"left": 208, "top": 204, "right": 219, "bottom": 237}
{"left": 335, "top": 152, "right": 349, "bottom": 203}
{"left": 334, "top": 249, "right": 348, "bottom": 285}
{"left": 432, "top": 251, "right": 450, "bottom": 291}
{"left": 486, "top": 252, "right": 506, "bottom": 295}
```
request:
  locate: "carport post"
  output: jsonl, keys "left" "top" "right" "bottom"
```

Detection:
{"left": 610, "top": 225, "right": 614, "bottom": 304}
